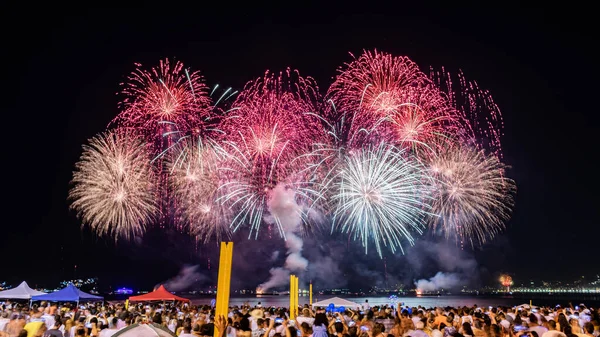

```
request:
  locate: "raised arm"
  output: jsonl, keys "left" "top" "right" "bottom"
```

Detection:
{"left": 215, "top": 315, "right": 229, "bottom": 337}
{"left": 264, "top": 318, "right": 275, "bottom": 337}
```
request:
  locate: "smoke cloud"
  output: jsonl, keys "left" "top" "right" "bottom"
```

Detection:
{"left": 414, "top": 272, "right": 461, "bottom": 291}
{"left": 161, "top": 265, "right": 207, "bottom": 291}
{"left": 128, "top": 212, "right": 498, "bottom": 292}
{"left": 259, "top": 184, "right": 308, "bottom": 291}
{"left": 411, "top": 240, "right": 478, "bottom": 291}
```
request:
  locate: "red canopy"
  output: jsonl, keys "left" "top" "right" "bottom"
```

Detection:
{"left": 128, "top": 285, "right": 190, "bottom": 302}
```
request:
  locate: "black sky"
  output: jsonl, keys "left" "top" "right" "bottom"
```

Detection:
{"left": 3, "top": 5, "right": 598, "bottom": 290}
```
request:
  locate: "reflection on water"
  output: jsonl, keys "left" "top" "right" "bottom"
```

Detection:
{"left": 188, "top": 295, "right": 600, "bottom": 308}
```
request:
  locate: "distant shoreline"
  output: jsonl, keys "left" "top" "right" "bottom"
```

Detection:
{"left": 103, "top": 293, "right": 600, "bottom": 308}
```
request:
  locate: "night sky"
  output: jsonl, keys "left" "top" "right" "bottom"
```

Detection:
{"left": 4, "top": 6, "right": 598, "bottom": 290}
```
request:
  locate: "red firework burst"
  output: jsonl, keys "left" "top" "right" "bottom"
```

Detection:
{"left": 112, "top": 59, "right": 212, "bottom": 148}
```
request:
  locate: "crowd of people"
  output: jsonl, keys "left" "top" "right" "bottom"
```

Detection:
{"left": 0, "top": 300, "right": 598, "bottom": 337}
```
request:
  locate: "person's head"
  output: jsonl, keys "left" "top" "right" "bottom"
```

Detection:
{"left": 335, "top": 322, "right": 344, "bottom": 333}
{"left": 584, "top": 322, "right": 594, "bottom": 334}
{"left": 529, "top": 314, "right": 538, "bottom": 325}
{"left": 239, "top": 317, "right": 251, "bottom": 331}
{"left": 372, "top": 323, "right": 385, "bottom": 337}
{"left": 314, "top": 313, "right": 328, "bottom": 327}
{"left": 152, "top": 312, "right": 162, "bottom": 324}
{"left": 301, "top": 322, "right": 313, "bottom": 335}
{"left": 462, "top": 322, "right": 473, "bottom": 335}
{"left": 183, "top": 322, "right": 192, "bottom": 333}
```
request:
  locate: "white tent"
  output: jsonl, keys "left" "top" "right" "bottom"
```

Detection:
{"left": 0, "top": 281, "right": 45, "bottom": 299}
{"left": 311, "top": 297, "right": 361, "bottom": 309}
{"left": 113, "top": 323, "right": 176, "bottom": 337}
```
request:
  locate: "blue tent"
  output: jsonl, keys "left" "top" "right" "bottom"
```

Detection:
{"left": 31, "top": 284, "right": 103, "bottom": 303}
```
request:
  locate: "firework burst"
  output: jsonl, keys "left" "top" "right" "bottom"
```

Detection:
{"left": 327, "top": 50, "right": 463, "bottom": 156}
{"left": 169, "top": 136, "right": 230, "bottom": 242}
{"left": 371, "top": 87, "right": 460, "bottom": 157}
{"left": 331, "top": 143, "right": 433, "bottom": 257}
{"left": 69, "top": 129, "right": 158, "bottom": 240}
{"left": 427, "top": 145, "right": 515, "bottom": 247}
{"left": 431, "top": 69, "right": 505, "bottom": 157}
{"left": 113, "top": 59, "right": 212, "bottom": 146}
{"left": 71, "top": 50, "right": 516, "bottom": 255}
{"left": 327, "top": 50, "right": 428, "bottom": 115}
{"left": 219, "top": 69, "right": 323, "bottom": 237}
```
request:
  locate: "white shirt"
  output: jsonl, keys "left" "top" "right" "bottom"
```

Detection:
{"left": 275, "top": 325, "right": 286, "bottom": 335}
{"left": 249, "top": 316, "right": 258, "bottom": 331}
{"left": 227, "top": 326, "right": 237, "bottom": 337}
{"left": 529, "top": 326, "right": 548, "bottom": 337}
{"left": 410, "top": 330, "right": 430, "bottom": 337}
{"left": 116, "top": 319, "right": 126, "bottom": 329}
{"left": 168, "top": 319, "right": 178, "bottom": 332}
{"left": 296, "top": 317, "right": 315, "bottom": 326}
{"left": 42, "top": 315, "right": 55, "bottom": 330}
{"left": 180, "top": 334, "right": 196, "bottom": 337}
{"left": 0, "top": 318, "right": 10, "bottom": 331}
{"left": 99, "top": 328, "right": 119, "bottom": 337}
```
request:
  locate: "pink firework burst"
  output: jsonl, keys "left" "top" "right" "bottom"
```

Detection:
{"left": 219, "top": 68, "right": 324, "bottom": 237}
{"left": 327, "top": 50, "right": 427, "bottom": 116}
{"left": 113, "top": 59, "right": 212, "bottom": 147}
{"left": 327, "top": 50, "right": 463, "bottom": 156}
{"left": 222, "top": 68, "right": 323, "bottom": 168}
{"left": 431, "top": 68, "right": 505, "bottom": 158}
{"left": 372, "top": 86, "right": 462, "bottom": 157}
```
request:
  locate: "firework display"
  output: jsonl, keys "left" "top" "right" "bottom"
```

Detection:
{"left": 427, "top": 145, "right": 515, "bottom": 247}
{"left": 112, "top": 59, "right": 212, "bottom": 143}
{"left": 69, "top": 129, "right": 158, "bottom": 240}
{"left": 168, "top": 137, "right": 231, "bottom": 241}
{"left": 218, "top": 69, "right": 323, "bottom": 238}
{"left": 69, "top": 51, "right": 516, "bottom": 256}
{"left": 500, "top": 274, "right": 513, "bottom": 291}
{"left": 331, "top": 144, "right": 432, "bottom": 257}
